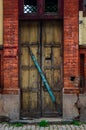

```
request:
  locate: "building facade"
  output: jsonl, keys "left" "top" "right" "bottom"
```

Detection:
{"left": 0, "top": 0, "right": 86, "bottom": 121}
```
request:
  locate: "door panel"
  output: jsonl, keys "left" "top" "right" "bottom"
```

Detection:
{"left": 42, "top": 22, "right": 62, "bottom": 116}
{"left": 20, "top": 20, "right": 62, "bottom": 118}
{"left": 20, "top": 21, "right": 40, "bottom": 118}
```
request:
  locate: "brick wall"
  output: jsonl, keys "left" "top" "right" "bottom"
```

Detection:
{"left": 3, "top": 0, "right": 19, "bottom": 94}
{"left": 0, "top": 0, "right": 3, "bottom": 45}
{"left": 0, "top": 50, "right": 3, "bottom": 91}
{"left": 64, "top": 0, "right": 79, "bottom": 94}
{"left": 2, "top": 0, "right": 81, "bottom": 94}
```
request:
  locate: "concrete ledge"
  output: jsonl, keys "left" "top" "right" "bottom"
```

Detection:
{"left": 0, "top": 94, "right": 20, "bottom": 120}
{"left": 63, "top": 94, "right": 79, "bottom": 120}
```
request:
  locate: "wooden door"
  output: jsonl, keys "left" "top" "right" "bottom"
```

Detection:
{"left": 20, "top": 20, "right": 62, "bottom": 118}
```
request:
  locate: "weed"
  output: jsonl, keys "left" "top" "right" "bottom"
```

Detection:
{"left": 38, "top": 120, "right": 49, "bottom": 127}
{"left": 9, "top": 122, "right": 24, "bottom": 127}
{"left": 71, "top": 120, "right": 81, "bottom": 126}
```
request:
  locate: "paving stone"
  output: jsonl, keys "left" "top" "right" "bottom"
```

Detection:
{"left": 0, "top": 124, "right": 3, "bottom": 128}
{"left": 80, "top": 125, "right": 85, "bottom": 130}
{"left": 4, "top": 126, "right": 9, "bottom": 130}
{"left": 39, "top": 126, "right": 45, "bottom": 130}
{"left": 0, "top": 123, "right": 86, "bottom": 130}
{"left": 22, "top": 125, "right": 27, "bottom": 130}
{"left": 62, "top": 125, "right": 68, "bottom": 130}
{"left": 65, "top": 125, "right": 71, "bottom": 130}
{"left": 57, "top": 125, "right": 63, "bottom": 130}
{"left": 31, "top": 125, "right": 36, "bottom": 130}
{"left": 49, "top": 125, "right": 54, "bottom": 130}
{"left": 27, "top": 125, "right": 32, "bottom": 129}
{"left": 69, "top": 125, "right": 76, "bottom": 130}
{"left": 1, "top": 124, "right": 8, "bottom": 130}
{"left": 9, "top": 126, "right": 15, "bottom": 130}
{"left": 14, "top": 127, "right": 23, "bottom": 130}
{"left": 75, "top": 125, "right": 82, "bottom": 130}
{"left": 53, "top": 125, "right": 57, "bottom": 130}
{"left": 13, "top": 127, "right": 17, "bottom": 130}
{"left": 35, "top": 125, "right": 40, "bottom": 130}
{"left": 56, "top": 125, "right": 59, "bottom": 130}
{"left": 16, "top": 127, "right": 23, "bottom": 130}
{"left": 44, "top": 126, "right": 49, "bottom": 130}
{"left": 0, "top": 124, "right": 4, "bottom": 130}
{"left": 79, "top": 126, "right": 84, "bottom": 130}
{"left": 82, "top": 124, "right": 86, "bottom": 130}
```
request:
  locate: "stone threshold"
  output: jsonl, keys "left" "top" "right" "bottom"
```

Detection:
{"left": 10, "top": 118, "right": 73, "bottom": 124}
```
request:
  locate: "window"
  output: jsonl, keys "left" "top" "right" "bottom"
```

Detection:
{"left": 24, "top": 0, "right": 37, "bottom": 14}
{"left": 19, "top": 0, "right": 63, "bottom": 19}
{"left": 45, "top": 0, "right": 58, "bottom": 13}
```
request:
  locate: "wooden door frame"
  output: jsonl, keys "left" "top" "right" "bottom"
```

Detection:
{"left": 19, "top": 19, "right": 63, "bottom": 118}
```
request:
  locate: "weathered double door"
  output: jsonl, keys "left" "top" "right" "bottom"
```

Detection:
{"left": 20, "top": 20, "right": 62, "bottom": 118}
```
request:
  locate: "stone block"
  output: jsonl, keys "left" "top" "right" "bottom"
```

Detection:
{"left": 0, "top": 94, "right": 20, "bottom": 120}
{"left": 63, "top": 94, "right": 79, "bottom": 120}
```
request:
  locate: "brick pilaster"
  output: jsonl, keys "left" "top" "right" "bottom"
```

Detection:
{"left": 3, "top": 0, "right": 19, "bottom": 94}
{"left": 64, "top": 0, "right": 79, "bottom": 94}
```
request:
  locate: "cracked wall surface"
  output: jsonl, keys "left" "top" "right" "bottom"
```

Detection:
{"left": 63, "top": 94, "right": 86, "bottom": 121}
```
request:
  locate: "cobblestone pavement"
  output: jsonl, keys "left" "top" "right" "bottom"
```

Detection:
{"left": 0, "top": 124, "right": 86, "bottom": 130}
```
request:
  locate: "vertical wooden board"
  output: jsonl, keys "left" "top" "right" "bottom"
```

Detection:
{"left": 53, "top": 69, "right": 61, "bottom": 89}
{"left": 21, "top": 70, "right": 29, "bottom": 88}
{"left": 21, "top": 22, "right": 30, "bottom": 43}
{"left": 43, "top": 92, "right": 53, "bottom": 111}
{"left": 21, "top": 22, "right": 39, "bottom": 43}
{"left": 22, "top": 92, "right": 38, "bottom": 112}
{"left": 54, "top": 92, "right": 61, "bottom": 107}
{"left": 42, "top": 22, "right": 53, "bottom": 44}
{"left": 29, "top": 22, "right": 39, "bottom": 43}
{"left": 29, "top": 92, "right": 37, "bottom": 111}
{"left": 22, "top": 92, "right": 30, "bottom": 110}
{"left": 45, "top": 69, "right": 52, "bottom": 87}
{"left": 29, "top": 69, "right": 38, "bottom": 88}
{"left": 29, "top": 47, "right": 38, "bottom": 66}
{"left": 53, "top": 22, "right": 62, "bottom": 43}
{"left": 42, "top": 21, "right": 62, "bottom": 44}
{"left": 44, "top": 47, "right": 51, "bottom": 66}
{"left": 53, "top": 47, "right": 61, "bottom": 66}
{"left": 21, "top": 47, "right": 29, "bottom": 66}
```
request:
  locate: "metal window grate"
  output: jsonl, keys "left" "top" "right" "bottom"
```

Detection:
{"left": 45, "top": 0, "right": 58, "bottom": 13}
{"left": 24, "top": 0, "right": 37, "bottom": 14}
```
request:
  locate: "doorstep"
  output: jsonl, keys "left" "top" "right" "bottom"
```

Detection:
{"left": 10, "top": 117, "right": 72, "bottom": 124}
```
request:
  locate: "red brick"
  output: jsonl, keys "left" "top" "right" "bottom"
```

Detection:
{"left": 64, "top": 0, "right": 79, "bottom": 93}
{"left": 3, "top": 0, "right": 19, "bottom": 94}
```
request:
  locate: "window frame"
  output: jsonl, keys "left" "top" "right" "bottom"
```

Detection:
{"left": 79, "top": 0, "right": 83, "bottom": 10}
{"left": 19, "top": 0, "right": 63, "bottom": 20}
{"left": 43, "top": 0, "right": 58, "bottom": 13}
